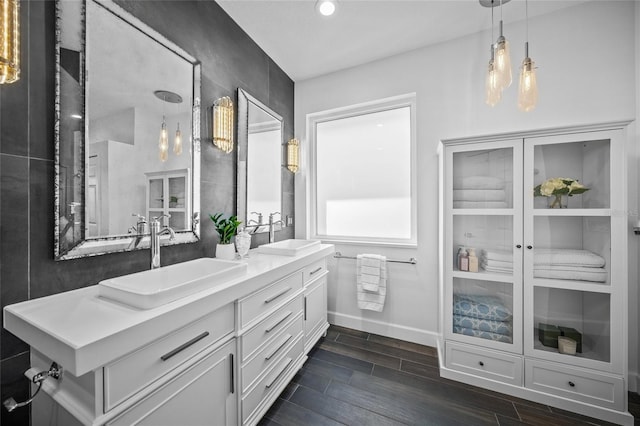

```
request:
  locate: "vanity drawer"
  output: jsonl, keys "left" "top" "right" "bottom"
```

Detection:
{"left": 525, "top": 359, "right": 624, "bottom": 410}
{"left": 242, "top": 336, "right": 304, "bottom": 423}
{"left": 242, "top": 313, "right": 303, "bottom": 393}
{"left": 242, "top": 295, "right": 303, "bottom": 362}
{"left": 446, "top": 341, "right": 523, "bottom": 386}
{"left": 104, "top": 303, "right": 234, "bottom": 411}
{"left": 239, "top": 271, "right": 303, "bottom": 328}
{"left": 303, "top": 259, "right": 326, "bottom": 284}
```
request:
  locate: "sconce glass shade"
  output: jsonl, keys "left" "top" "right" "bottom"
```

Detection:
{"left": 159, "top": 118, "right": 169, "bottom": 162}
{"left": 287, "top": 138, "right": 300, "bottom": 173}
{"left": 485, "top": 59, "right": 502, "bottom": 107}
{"left": 494, "top": 36, "right": 512, "bottom": 90}
{"left": 518, "top": 56, "right": 538, "bottom": 112}
{"left": 174, "top": 122, "right": 183, "bottom": 155}
{"left": 213, "top": 96, "right": 234, "bottom": 153}
{"left": 0, "top": 0, "right": 20, "bottom": 84}
{"left": 316, "top": 0, "right": 337, "bottom": 16}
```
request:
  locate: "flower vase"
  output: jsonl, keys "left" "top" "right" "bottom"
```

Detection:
{"left": 216, "top": 242, "right": 236, "bottom": 260}
{"left": 235, "top": 230, "right": 251, "bottom": 258}
{"left": 548, "top": 193, "right": 568, "bottom": 209}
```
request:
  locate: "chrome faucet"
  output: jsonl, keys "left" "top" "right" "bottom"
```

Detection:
{"left": 268, "top": 212, "right": 283, "bottom": 244}
{"left": 150, "top": 214, "right": 175, "bottom": 269}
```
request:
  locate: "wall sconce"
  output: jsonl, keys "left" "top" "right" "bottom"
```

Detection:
{"left": 287, "top": 138, "right": 299, "bottom": 173}
{"left": 213, "top": 96, "right": 234, "bottom": 153}
{"left": 0, "top": 0, "right": 20, "bottom": 84}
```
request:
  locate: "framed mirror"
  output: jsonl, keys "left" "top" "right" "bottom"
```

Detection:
{"left": 55, "top": 0, "right": 201, "bottom": 260}
{"left": 237, "top": 88, "right": 283, "bottom": 233}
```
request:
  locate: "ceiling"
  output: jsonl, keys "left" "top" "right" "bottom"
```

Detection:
{"left": 217, "top": 0, "right": 588, "bottom": 82}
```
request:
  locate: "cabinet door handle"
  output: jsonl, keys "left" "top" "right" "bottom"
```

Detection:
{"left": 478, "top": 361, "right": 484, "bottom": 367}
{"left": 568, "top": 381, "right": 575, "bottom": 387}
{"left": 527, "top": 245, "right": 533, "bottom": 250}
{"left": 265, "top": 287, "right": 291, "bottom": 304}
{"left": 265, "top": 357, "right": 293, "bottom": 389}
{"left": 266, "top": 311, "right": 292, "bottom": 333}
{"left": 160, "top": 331, "right": 209, "bottom": 361}
{"left": 265, "top": 334, "right": 292, "bottom": 360}
{"left": 516, "top": 244, "right": 522, "bottom": 249}
{"left": 310, "top": 267, "right": 323, "bottom": 276}
{"left": 229, "top": 353, "right": 235, "bottom": 394}
{"left": 304, "top": 296, "right": 307, "bottom": 321}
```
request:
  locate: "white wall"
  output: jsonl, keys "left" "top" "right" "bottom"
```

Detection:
{"left": 294, "top": 0, "right": 638, "bottom": 388}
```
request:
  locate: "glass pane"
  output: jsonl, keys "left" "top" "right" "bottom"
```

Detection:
{"left": 149, "top": 179, "right": 164, "bottom": 209}
{"left": 168, "top": 176, "right": 186, "bottom": 209}
{"left": 533, "top": 287, "right": 610, "bottom": 362}
{"left": 533, "top": 216, "right": 610, "bottom": 285}
{"left": 533, "top": 139, "right": 610, "bottom": 209}
{"left": 453, "top": 215, "right": 513, "bottom": 275}
{"left": 316, "top": 106, "right": 411, "bottom": 239}
{"left": 169, "top": 212, "right": 186, "bottom": 230}
{"left": 453, "top": 278, "right": 514, "bottom": 344}
{"left": 452, "top": 148, "right": 513, "bottom": 209}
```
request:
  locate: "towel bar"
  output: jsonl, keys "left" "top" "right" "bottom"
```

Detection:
{"left": 333, "top": 251, "right": 417, "bottom": 265}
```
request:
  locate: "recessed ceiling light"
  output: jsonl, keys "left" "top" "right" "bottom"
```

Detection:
{"left": 316, "top": 0, "right": 337, "bottom": 17}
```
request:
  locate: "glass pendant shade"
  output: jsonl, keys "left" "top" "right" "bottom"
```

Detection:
{"left": 213, "top": 96, "right": 234, "bottom": 154}
{"left": 0, "top": 0, "right": 20, "bottom": 84}
{"left": 287, "top": 138, "right": 300, "bottom": 173}
{"left": 494, "top": 36, "right": 512, "bottom": 89}
{"left": 518, "top": 55, "right": 538, "bottom": 112}
{"left": 159, "top": 118, "right": 169, "bottom": 162}
{"left": 485, "top": 59, "right": 502, "bottom": 107}
{"left": 174, "top": 123, "right": 183, "bottom": 155}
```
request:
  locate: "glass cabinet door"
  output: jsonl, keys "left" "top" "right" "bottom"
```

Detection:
{"left": 523, "top": 130, "right": 625, "bottom": 371}
{"left": 445, "top": 140, "right": 523, "bottom": 353}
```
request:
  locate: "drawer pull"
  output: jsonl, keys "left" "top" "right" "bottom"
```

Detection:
{"left": 304, "top": 296, "right": 307, "bottom": 321}
{"left": 265, "top": 357, "right": 293, "bottom": 389}
{"left": 265, "top": 334, "right": 292, "bottom": 360}
{"left": 568, "top": 381, "right": 575, "bottom": 387}
{"left": 310, "top": 267, "right": 323, "bottom": 276}
{"left": 264, "top": 287, "right": 291, "bottom": 304}
{"left": 478, "top": 361, "right": 484, "bottom": 367}
{"left": 266, "top": 311, "right": 292, "bottom": 333}
{"left": 160, "top": 331, "right": 209, "bottom": 361}
{"left": 229, "top": 353, "right": 235, "bottom": 394}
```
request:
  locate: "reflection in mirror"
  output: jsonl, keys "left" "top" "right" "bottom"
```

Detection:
{"left": 237, "top": 89, "right": 283, "bottom": 234}
{"left": 55, "top": 0, "right": 201, "bottom": 260}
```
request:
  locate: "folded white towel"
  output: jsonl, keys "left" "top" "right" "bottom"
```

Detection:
{"left": 453, "top": 201, "right": 509, "bottom": 209}
{"left": 534, "top": 267, "right": 607, "bottom": 283}
{"left": 453, "top": 175, "right": 505, "bottom": 190}
{"left": 481, "top": 259, "right": 513, "bottom": 269}
{"left": 482, "top": 265, "right": 513, "bottom": 274}
{"left": 356, "top": 254, "right": 387, "bottom": 311}
{"left": 534, "top": 249, "right": 605, "bottom": 268}
{"left": 453, "top": 189, "right": 506, "bottom": 202}
{"left": 481, "top": 249, "right": 513, "bottom": 263}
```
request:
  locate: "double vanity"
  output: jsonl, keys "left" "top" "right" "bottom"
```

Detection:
{"left": 4, "top": 241, "right": 333, "bottom": 426}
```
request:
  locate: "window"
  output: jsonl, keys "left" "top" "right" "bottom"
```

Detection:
{"left": 309, "top": 94, "right": 417, "bottom": 245}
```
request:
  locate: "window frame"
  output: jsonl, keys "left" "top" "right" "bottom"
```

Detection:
{"left": 307, "top": 93, "right": 418, "bottom": 246}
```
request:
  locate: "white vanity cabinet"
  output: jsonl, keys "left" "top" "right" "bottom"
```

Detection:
{"left": 4, "top": 243, "right": 334, "bottom": 426}
{"left": 439, "top": 123, "right": 633, "bottom": 425}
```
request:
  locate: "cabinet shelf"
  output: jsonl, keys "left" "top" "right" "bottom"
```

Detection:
{"left": 452, "top": 270, "right": 514, "bottom": 283}
{"left": 531, "top": 279, "right": 612, "bottom": 293}
{"left": 532, "top": 209, "right": 611, "bottom": 217}
{"left": 452, "top": 209, "right": 514, "bottom": 216}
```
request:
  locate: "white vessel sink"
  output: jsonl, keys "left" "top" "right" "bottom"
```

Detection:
{"left": 257, "top": 239, "right": 321, "bottom": 256}
{"left": 98, "top": 258, "right": 247, "bottom": 309}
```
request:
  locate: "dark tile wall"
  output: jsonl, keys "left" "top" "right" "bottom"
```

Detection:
{"left": 0, "top": 1, "right": 294, "bottom": 424}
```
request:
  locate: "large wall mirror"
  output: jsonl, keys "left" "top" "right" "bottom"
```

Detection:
{"left": 55, "top": 0, "right": 201, "bottom": 260}
{"left": 237, "top": 89, "right": 283, "bottom": 233}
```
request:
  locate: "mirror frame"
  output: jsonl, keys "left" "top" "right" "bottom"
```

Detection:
{"left": 236, "top": 88, "right": 284, "bottom": 234}
{"left": 54, "top": 0, "right": 202, "bottom": 260}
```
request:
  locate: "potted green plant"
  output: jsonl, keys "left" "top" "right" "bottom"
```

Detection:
{"left": 210, "top": 213, "right": 241, "bottom": 260}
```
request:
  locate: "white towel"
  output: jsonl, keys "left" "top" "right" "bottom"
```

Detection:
{"left": 482, "top": 265, "right": 513, "bottom": 274}
{"left": 453, "top": 201, "right": 509, "bottom": 209}
{"left": 453, "top": 176, "right": 505, "bottom": 190}
{"left": 481, "top": 249, "right": 513, "bottom": 263}
{"left": 534, "top": 249, "right": 605, "bottom": 268}
{"left": 356, "top": 254, "right": 387, "bottom": 311}
{"left": 453, "top": 189, "right": 506, "bottom": 202}
{"left": 480, "top": 259, "right": 513, "bottom": 269}
{"left": 534, "top": 266, "right": 607, "bottom": 283}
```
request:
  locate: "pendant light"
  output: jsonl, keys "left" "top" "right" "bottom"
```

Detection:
{"left": 518, "top": 0, "right": 538, "bottom": 111}
{"left": 159, "top": 116, "right": 169, "bottom": 162}
{"left": 493, "top": 0, "right": 512, "bottom": 90}
{"left": 485, "top": 4, "right": 501, "bottom": 106}
{"left": 154, "top": 90, "right": 184, "bottom": 161}
{"left": 174, "top": 122, "right": 183, "bottom": 155}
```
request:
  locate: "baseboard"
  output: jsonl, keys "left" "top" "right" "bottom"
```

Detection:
{"left": 328, "top": 311, "right": 439, "bottom": 348}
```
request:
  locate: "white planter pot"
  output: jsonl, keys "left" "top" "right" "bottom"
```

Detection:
{"left": 216, "top": 243, "right": 236, "bottom": 260}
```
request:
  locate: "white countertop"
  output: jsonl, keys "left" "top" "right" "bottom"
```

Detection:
{"left": 3, "top": 244, "right": 334, "bottom": 376}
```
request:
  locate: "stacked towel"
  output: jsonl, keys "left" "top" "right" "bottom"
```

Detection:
{"left": 356, "top": 254, "right": 387, "bottom": 312}
{"left": 453, "top": 294, "right": 513, "bottom": 344}
{"left": 480, "top": 249, "right": 513, "bottom": 274}
{"left": 534, "top": 249, "right": 607, "bottom": 283}
{"left": 453, "top": 176, "right": 507, "bottom": 209}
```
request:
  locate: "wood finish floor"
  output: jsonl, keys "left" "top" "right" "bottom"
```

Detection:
{"left": 259, "top": 325, "right": 640, "bottom": 426}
